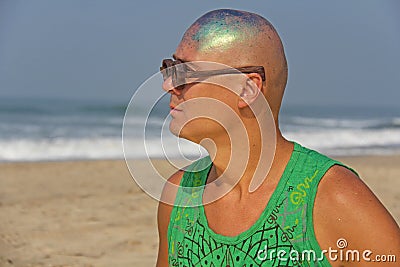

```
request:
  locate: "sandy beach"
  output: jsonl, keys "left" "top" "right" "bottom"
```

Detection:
{"left": 1, "top": 156, "right": 399, "bottom": 267}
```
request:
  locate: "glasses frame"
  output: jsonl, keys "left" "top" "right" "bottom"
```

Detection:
{"left": 160, "top": 58, "right": 266, "bottom": 89}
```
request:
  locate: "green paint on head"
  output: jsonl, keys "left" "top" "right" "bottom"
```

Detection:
{"left": 185, "top": 9, "right": 267, "bottom": 52}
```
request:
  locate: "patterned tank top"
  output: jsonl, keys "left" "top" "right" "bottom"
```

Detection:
{"left": 167, "top": 142, "right": 357, "bottom": 266}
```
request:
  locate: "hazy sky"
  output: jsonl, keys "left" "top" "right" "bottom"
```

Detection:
{"left": 1, "top": 0, "right": 399, "bottom": 107}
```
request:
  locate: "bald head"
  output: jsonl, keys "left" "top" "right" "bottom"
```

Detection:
{"left": 176, "top": 9, "right": 288, "bottom": 120}
{"left": 182, "top": 9, "right": 268, "bottom": 53}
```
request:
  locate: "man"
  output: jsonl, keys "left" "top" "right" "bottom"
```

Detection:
{"left": 156, "top": 9, "right": 400, "bottom": 266}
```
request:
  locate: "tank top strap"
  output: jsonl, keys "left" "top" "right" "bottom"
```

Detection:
{"left": 271, "top": 142, "right": 359, "bottom": 266}
{"left": 167, "top": 156, "right": 212, "bottom": 260}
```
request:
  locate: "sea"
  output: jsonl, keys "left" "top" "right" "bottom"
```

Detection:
{"left": 1, "top": 97, "right": 400, "bottom": 162}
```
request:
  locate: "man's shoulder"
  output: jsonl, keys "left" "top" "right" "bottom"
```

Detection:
{"left": 313, "top": 164, "right": 400, "bottom": 253}
{"left": 159, "top": 169, "right": 185, "bottom": 205}
{"left": 314, "top": 164, "right": 377, "bottom": 225}
{"left": 167, "top": 169, "right": 185, "bottom": 186}
{"left": 315, "top": 164, "right": 364, "bottom": 210}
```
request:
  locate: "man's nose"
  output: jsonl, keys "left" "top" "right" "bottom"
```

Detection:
{"left": 162, "top": 77, "right": 182, "bottom": 95}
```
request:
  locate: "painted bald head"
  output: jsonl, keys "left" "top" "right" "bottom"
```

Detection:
{"left": 176, "top": 9, "right": 288, "bottom": 120}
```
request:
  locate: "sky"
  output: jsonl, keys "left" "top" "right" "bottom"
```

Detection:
{"left": 0, "top": 0, "right": 399, "bottom": 108}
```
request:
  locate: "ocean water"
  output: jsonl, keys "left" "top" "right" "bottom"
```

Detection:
{"left": 0, "top": 97, "right": 399, "bottom": 162}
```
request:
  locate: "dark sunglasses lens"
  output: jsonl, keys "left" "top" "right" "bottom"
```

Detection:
{"left": 173, "top": 71, "right": 185, "bottom": 89}
{"left": 172, "top": 68, "right": 179, "bottom": 88}
{"left": 160, "top": 59, "right": 186, "bottom": 89}
{"left": 161, "top": 68, "right": 170, "bottom": 81}
{"left": 161, "top": 60, "right": 172, "bottom": 81}
{"left": 175, "top": 63, "right": 190, "bottom": 89}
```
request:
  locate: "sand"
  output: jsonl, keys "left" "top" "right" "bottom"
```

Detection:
{"left": 0, "top": 156, "right": 399, "bottom": 267}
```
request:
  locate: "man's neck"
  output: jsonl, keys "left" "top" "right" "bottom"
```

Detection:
{"left": 202, "top": 128, "right": 294, "bottom": 200}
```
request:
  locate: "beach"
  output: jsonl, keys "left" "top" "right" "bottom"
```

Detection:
{"left": 1, "top": 156, "right": 399, "bottom": 267}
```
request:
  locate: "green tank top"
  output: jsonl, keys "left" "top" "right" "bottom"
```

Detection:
{"left": 167, "top": 142, "right": 357, "bottom": 266}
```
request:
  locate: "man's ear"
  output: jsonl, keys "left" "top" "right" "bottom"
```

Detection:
{"left": 238, "top": 74, "right": 262, "bottom": 109}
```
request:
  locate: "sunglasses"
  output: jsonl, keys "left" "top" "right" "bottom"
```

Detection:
{"left": 160, "top": 58, "right": 266, "bottom": 89}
